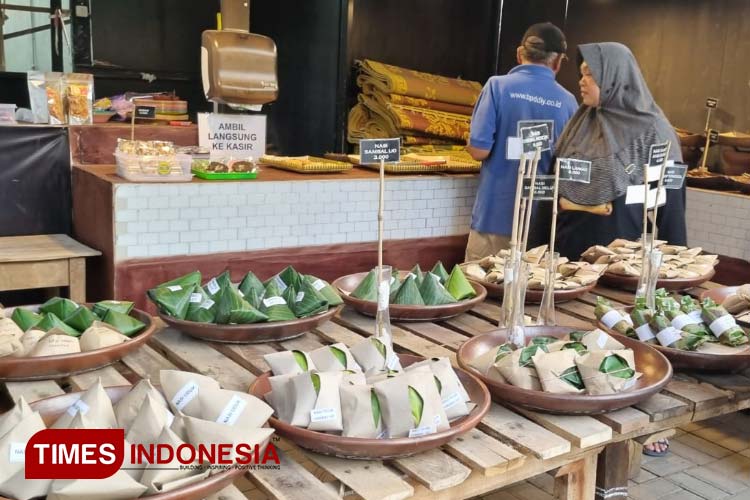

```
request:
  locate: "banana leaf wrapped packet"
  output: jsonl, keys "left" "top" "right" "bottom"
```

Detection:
{"left": 431, "top": 261, "right": 450, "bottom": 284}
{"left": 392, "top": 275, "right": 425, "bottom": 306}
{"left": 576, "top": 350, "right": 640, "bottom": 395}
{"left": 658, "top": 296, "right": 712, "bottom": 338}
{"left": 351, "top": 269, "right": 378, "bottom": 301}
{"left": 420, "top": 273, "right": 458, "bottom": 306}
{"left": 91, "top": 300, "right": 134, "bottom": 318}
{"left": 630, "top": 297, "right": 656, "bottom": 343}
{"left": 595, "top": 297, "right": 635, "bottom": 337}
{"left": 495, "top": 344, "right": 546, "bottom": 390}
{"left": 305, "top": 274, "right": 343, "bottom": 306}
{"left": 467, "top": 343, "right": 513, "bottom": 383}
{"left": 259, "top": 281, "right": 296, "bottom": 322}
{"left": 185, "top": 285, "right": 217, "bottom": 323}
{"left": 10, "top": 308, "right": 42, "bottom": 332}
{"left": 39, "top": 297, "right": 79, "bottom": 320}
{"left": 445, "top": 265, "right": 476, "bottom": 300}
{"left": 147, "top": 281, "right": 195, "bottom": 320}
{"left": 289, "top": 279, "right": 329, "bottom": 317}
{"left": 650, "top": 310, "right": 706, "bottom": 350}
{"left": 532, "top": 349, "right": 585, "bottom": 394}
{"left": 701, "top": 298, "right": 749, "bottom": 347}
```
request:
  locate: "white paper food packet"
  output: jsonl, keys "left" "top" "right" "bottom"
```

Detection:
{"left": 0, "top": 410, "right": 46, "bottom": 486}
{"left": 576, "top": 349, "right": 641, "bottom": 395}
{"left": 308, "top": 343, "right": 362, "bottom": 372}
{"left": 467, "top": 345, "right": 510, "bottom": 384}
{"left": 350, "top": 337, "right": 402, "bottom": 374}
{"left": 580, "top": 329, "right": 625, "bottom": 352}
{"left": 198, "top": 388, "right": 273, "bottom": 429}
{"left": 264, "top": 350, "right": 316, "bottom": 376}
{"left": 79, "top": 321, "right": 130, "bottom": 351}
{"left": 52, "top": 380, "right": 117, "bottom": 429}
{"left": 29, "top": 329, "right": 80, "bottom": 357}
{"left": 288, "top": 371, "right": 344, "bottom": 431}
{"left": 266, "top": 373, "right": 295, "bottom": 424}
{"left": 340, "top": 383, "right": 383, "bottom": 438}
{"left": 126, "top": 393, "right": 173, "bottom": 446}
{"left": 160, "top": 369, "right": 221, "bottom": 417}
{"left": 406, "top": 357, "right": 472, "bottom": 420}
{"left": 16, "top": 329, "right": 46, "bottom": 357}
{"left": 139, "top": 426, "right": 207, "bottom": 494}
{"left": 114, "top": 378, "right": 169, "bottom": 431}
{"left": 0, "top": 317, "right": 23, "bottom": 340}
{"left": 0, "top": 397, "right": 32, "bottom": 440}
{"left": 46, "top": 470, "right": 148, "bottom": 500}
{"left": 183, "top": 416, "right": 274, "bottom": 465}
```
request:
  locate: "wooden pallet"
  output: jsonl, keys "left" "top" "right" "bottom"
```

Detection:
{"left": 5, "top": 282, "right": 749, "bottom": 500}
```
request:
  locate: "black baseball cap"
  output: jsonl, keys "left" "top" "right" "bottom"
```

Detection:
{"left": 521, "top": 22, "right": 567, "bottom": 54}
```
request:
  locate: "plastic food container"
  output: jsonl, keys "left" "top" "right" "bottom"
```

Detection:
{"left": 115, "top": 151, "right": 193, "bottom": 182}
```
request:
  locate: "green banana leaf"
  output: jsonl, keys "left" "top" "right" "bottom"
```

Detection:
{"left": 205, "top": 271, "right": 233, "bottom": 300}
{"left": 282, "top": 285, "right": 298, "bottom": 314}
{"left": 389, "top": 274, "right": 403, "bottom": 302}
{"left": 518, "top": 344, "right": 546, "bottom": 368}
{"left": 215, "top": 286, "right": 246, "bottom": 324}
{"left": 64, "top": 306, "right": 97, "bottom": 332}
{"left": 445, "top": 265, "right": 476, "bottom": 301}
{"left": 311, "top": 373, "right": 321, "bottom": 395}
{"left": 102, "top": 309, "right": 145, "bottom": 337}
{"left": 239, "top": 272, "right": 265, "bottom": 301}
{"left": 39, "top": 297, "right": 79, "bottom": 320}
{"left": 372, "top": 338, "right": 387, "bottom": 359}
{"left": 92, "top": 300, "right": 134, "bottom": 318}
{"left": 330, "top": 346, "right": 348, "bottom": 367}
{"left": 279, "top": 266, "right": 303, "bottom": 290}
{"left": 293, "top": 351, "right": 309, "bottom": 371}
{"left": 147, "top": 284, "right": 194, "bottom": 320}
{"left": 430, "top": 261, "right": 450, "bottom": 284}
{"left": 260, "top": 281, "right": 296, "bottom": 322}
{"left": 228, "top": 304, "right": 268, "bottom": 324}
{"left": 186, "top": 285, "right": 217, "bottom": 323}
{"left": 419, "top": 273, "right": 457, "bottom": 306}
{"left": 568, "top": 331, "right": 588, "bottom": 342}
{"left": 650, "top": 311, "right": 706, "bottom": 350}
{"left": 594, "top": 296, "right": 634, "bottom": 336}
{"left": 599, "top": 354, "right": 635, "bottom": 379}
{"left": 680, "top": 296, "right": 701, "bottom": 315}
{"left": 351, "top": 270, "right": 378, "bottom": 301}
{"left": 559, "top": 366, "right": 585, "bottom": 390}
{"left": 408, "top": 386, "right": 424, "bottom": 426}
{"left": 371, "top": 389, "right": 382, "bottom": 427}
{"left": 530, "top": 336, "right": 559, "bottom": 347}
{"left": 631, "top": 297, "right": 654, "bottom": 328}
{"left": 494, "top": 343, "right": 514, "bottom": 362}
{"left": 293, "top": 279, "right": 330, "bottom": 318}
{"left": 10, "top": 308, "right": 42, "bottom": 332}
{"left": 36, "top": 313, "right": 81, "bottom": 337}
{"left": 393, "top": 275, "right": 425, "bottom": 306}
{"left": 410, "top": 265, "right": 424, "bottom": 288}
{"left": 701, "top": 298, "right": 749, "bottom": 347}
{"left": 562, "top": 341, "right": 587, "bottom": 353}
{"left": 304, "top": 275, "right": 343, "bottom": 306}
{"left": 154, "top": 271, "right": 202, "bottom": 290}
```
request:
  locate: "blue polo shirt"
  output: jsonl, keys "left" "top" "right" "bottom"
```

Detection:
{"left": 470, "top": 64, "right": 578, "bottom": 236}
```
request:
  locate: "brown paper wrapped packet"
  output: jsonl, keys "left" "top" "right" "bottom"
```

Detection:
{"left": 199, "top": 388, "right": 273, "bottom": 428}
{"left": 342, "top": 371, "right": 367, "bottom": 385}
{"left": 0, "top": 469, "right": 51, "bottom": 500}
{"left": 52, "top": 380, "right": 117, "bottom": 429}
{"left": 0, "top": 410, "right": 46, "bottom": 487}
{"left": 288, "top": 371, "right": 344, "bottom": 431}
{"left": 340, "top": 383, "right": 384, "bottom": 438}
{"left": 0, "top": 397, "right": 32, "bottom": 439}
{"left": 580, "top": 329, "right": 625, "bottom": 351}
{"left": 29, "top": 329, "right": 80, "bottom": 357}
{"left": 169, "top": 412, "right": 189, "bottom": 442}
{"left": 576, "top": 349, "right": 641, "bottom": 395}
{"left": 0, "top": 317, "right": 23, "bottom": 339}
{"left": 264, "top": 350, "right": 316, "bottom": 376}
{"left": 374, "top": 365, "right": 449, "bottom": 438}
{"left": 496, "top": 349, "right": 542, "bottom": 391}
{"left": 532, "top": 349, "right": 585, "bottom": 394}
{"left": 79, "top": 321, "right": 130, "bottom": 351}
{"left": 47, "top": 471, "right": 148, "bottom": 500}
{"left": 16, "top": 328, "right": 46, "bottom": 357}
{"left": 140, "top": 426, "right": 208, "bottom": 494}
{"left": 160, "top": 369, "right": 221, "bottom": 417}
{"left": 406, "top": 357, "right": 471, "bottom": 420}
{"left": 114, "top": 378, "right": 169, "bottom": 430}
{"left": 365, "top": 369, "right": 402, "bottom": 385}
{"left": 127, "top": 393, "right": 173, "bottom": 445}
{"left": 350, "top": 337, "right": 402, "bottom": 374}
{"left": 467, "top": 345, "right": 511, "bottom": 384}
{"left": 184, "top": 416, "right": 274, "bottom": 464}
{"left": 309, "top": 343, "right": 362, "bottom": 372}
{"left": 266, "top": 373, "right": 297, "bottom": 423}
{"left": 0, "top": 335, "right": 22, "bottom": 358}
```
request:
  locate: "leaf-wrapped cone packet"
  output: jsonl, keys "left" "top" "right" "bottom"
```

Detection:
{"left": 292, "top": 278, "right": 330, "bottom": 317}
{"left": 139, "top": 425, "right": 208, "bottom": 494}
{"left": 91, "top": 300, "right": 134, "bottom": 318}
{"left": 79, "top": 321, "right": 130, "bottom": 351}
{"left": 406, "top": 357, "right": 471, "bottom": 420}
{"left": 393, "top": 275, "right": 425, "bottom": 306}
{"left": 63, "top": 306, "right": 97, "bottom": 332}
{"left": 288, "top": 371, "right": 344, "bottom": 431}
{"left": 126, "top": 392, "right": 174, "bottom": 446}
{"left": 305, "top": 274, "right": 343, "bottom": 306}
{"left": 154, "top": 271, "right": 202, "bottom": 290}
{"left": 148, "top": 283, "right": 194, "bottom": 320}
{"left": 266, "top": 373, "right": 296, "bottom": 423}
{"left": 213, "top": 285, "right": 244, "bottom": 324}
{"left": 446, "top": 265, "right": 476, "bottom": 300}
{"left": 701, "top": 298, "right": 749, "bottom": 347}
{"left": 160, "top": 369, "right": 221, "bottom": 418}
{"left": 10, "top": 307, "right": 42, "bottom": 332}
{"left": 532, "top": 349, "right": 585, "bottom": 394}
{"left": 0, "top": 397, "right": 32, "bottom": 440}
{"left": 260, "top": 281, "right": 296, "bottom": 322}
{"left": 650, "top": 312, "right": 706, "bottom": 351}
{"left": 420, "top": 273, "right": 457, "bottom": 306}
{"left": 659, "top": 297, "right": 711, "bottom": 338}
{"left": 184, "top": 415, "right": 275, "bottom": 465}
{"left": 351, "top": 269, "right": 378, "bottom": 301}
{"left": 373, "top": 365, "right": 449, "bottom": 438}
{"left": 36, "top": 312, "right": 81, "bottom": 337}
{"left": 0, "top": 410, "right": 50, "bottom": 499}
{"left": 576, "top": 349, "right": 641, "bottom": 395}
{"left": 39, "top": 297, "right": 79, "bottom": 320}
{"left": 409, "top": 265, "right": 425, "bottom": 288}
{"left": 239, "top": 271, "right": 266, "bottom": 302}
{"left": 595, "top": 297, "right": 634, "bottom": 337}
{"left": 115, "top": 378, "right": 168, "bottom": 431}
{"left": 0, "top": 316, "right": 24, "bottom": 340}
{"left": 198, "top": 388, "right": 273, "bottom": 428}
{"left": 46, "top": 470, "right": 148, "bottom": 500}
{"left": 52, "top": 380, "right": 117, "bottom": 429}
{"left": 340, "top": 383, "right": 384, "bottom": 438}
{"left": 185, "top": 285, "right": 217, "bottom": 323}
{"left": 467, "top": 344, "right": 512, "bottom": 383}
{"left": 29, "top": 329, "right": 81, "bottom": 357}
{"left": 578, "top": 329, "right": 626, "bottom": 352}
{"left": 309, "top": 343, "right": 362, "bottom": 372}
{"left": 204, "top": 271, "right": 232, "bottom": 301}
{"left": 431, "top": 261, "right": 450, "bottom": 284}
{"left": 264, "top": 350, "right": 316, "bottom": 376}
{"left": 496, "top": 347, "right": 542, "bottom": 391}
{"left": 350, "top": 337, "right": 402, "bottom": 374}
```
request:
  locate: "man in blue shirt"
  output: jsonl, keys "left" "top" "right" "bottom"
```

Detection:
{"left": 466, "top": 22, "right": 578, "bottom": 261}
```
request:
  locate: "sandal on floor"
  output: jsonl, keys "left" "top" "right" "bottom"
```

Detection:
{"left": 643, "top": 439, "right": 669, "bottom": 457}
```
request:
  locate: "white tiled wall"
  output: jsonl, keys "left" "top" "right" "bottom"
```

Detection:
{"left": 113, "top": 177, "right": 479, "bottom": 261}
{"left": 686, "top": 188, "right": 750, "bottom": 261}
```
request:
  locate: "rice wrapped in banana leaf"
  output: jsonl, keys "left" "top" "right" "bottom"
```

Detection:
{"left": 446, "top": 265, "right": 476, "bottom": 300}
{"left": 305, "top": 275, "right": 343, "bottom": 306}
{"left": 10, "top": 308, "right": 42, "bottom": 332}
{"left": 595, "top": 297, "right": 634, "bottom": 337}
{"left": 392, "top": 275, "right": 425, "bottom": 306}
{"left": 701, "top": 298, "right": 749, "bottom": 347}
{"left": 430, "top": 261, "right": 450, "bottom": 284}
{"left": 658, "top": 296, "right": 712, "bottom": 338}
{"left": 259, "top": 281, "right": 296, "bottom": 322}
{"left": 185, "top": 285, "right": 217, "bottom": 323}
{"left": 239, "top": 272, "right": 265, "bottom": 302}
{"left": 419, "top": 273, "right": 457, "bottom": 306}
{"left": 630, "top": 298, "right": 656, "bottom": 343}
{"left": 289, "top": 279, "right": 329, "bottom": 318}
{"left": 351, "top": 270, "right": 378, "bottom": 301}
{"left": 649, "top": 311, "right": 706, "bottom": 351}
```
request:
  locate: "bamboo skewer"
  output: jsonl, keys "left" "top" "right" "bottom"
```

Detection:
{"left": 651, "top": 142, "right": 671, "bottom": 246}
{"left": 509, "top": 154, "right": 528, "bottom": 256}
{"left": 378, "top": 158, "right": 385, "bottom": 272}
{"left": 643, "top": 162, "right": 649, "bottom": 246}
{"left": 520, "top": 147, "right": 542, "bottom": 254}
{"left": 548, "top": 159, "right": 561, "bottom": 259}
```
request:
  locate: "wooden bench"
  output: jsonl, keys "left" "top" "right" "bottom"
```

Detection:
{"left": 0, "top": 234, "right": 101, "bottom": 302}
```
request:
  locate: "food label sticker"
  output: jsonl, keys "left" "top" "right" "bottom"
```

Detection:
{"left": 273, "top": 275, "right": 288, "bottom": 292}
{"left": 600, "top": 310, "right": 624, "bottom": 329}
{"left": 189, "top": 293, "right": 203, "bottom": 304}
{"left": 9, "top": 443, "right": 25, "bottom": 463}
{"left": 310, "top": 407, "right": 337, "bottom": 423}
{"left": 408, "top": 424, "right": 437, "bottom": 438}
{"left": 295, "top": 291, "right": 305, "bottom": 303}
{"left": 165, "top": 409, "right": 175, "bottom": 427}
{"left": 377, "top": 281, "right": 390, "bottom": 311}
{"left": 433, "top": 414, "right": 442, "bottom": 426}
{"left": 635, "top": 324, "right": 656, "bottom": 342}
{"left": 200, "top": 299, "right": 215, "bottom": 310}
{"left": 596, "top": 330, "right": 610, "bottom": 349}
{"left": 656, "top": 327, "right": 682, "bottom": 347}
{"left": 688, "top": 310, "right": 703, "bottom": 323}
{"left": 709, "top": 315, "right": 738, "bottom": 337}
{"left": 167, "top": 285, "right": 182, "bottom": 292}
{"left": 390, "top": 276, "right": 396, "bottom": 285}
{"left": 216, "top": 395, "right": 247, "bottom": 426}
{"left": 263, "top": 296, "right": 287, "bottom": 308}
{"left": 671, "top": 314, "right": 700, "bottom": 330}
{"left": 442, "top": 392, "right": 462, "bottom": 410}
{"left": 621, "top": 377, "right": 637, "bottom": 391}
{"left": 66, "top": 399, "right": 90, "bottom": 417}
{"left": 206, "top": 278, "right": 220, "bottom": 295}
{"left": 171, "top": 381, "right": 199, "bottom": 411}
{"left": 312, "top": 279, "right": 327, "bottom": 291}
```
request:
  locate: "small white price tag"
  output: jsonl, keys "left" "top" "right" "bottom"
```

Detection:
{"left": 165, "top": 409, "right": 175, "bottom": 427}
{"left": 273, "top": 275, "right": 288, "bottom": 292}
{"left": 200, "top": 299, "right": 215, "bottom": 310}
{"left": 408, "top": 425, "right": 437, "bottom": 438}
{"left": 635, "top": 324, "right": 656, "bottom": 342}
{"left": 310, "top": 407, "right": 337, "bottom": 423}
{"left": 688, "top": 310, "right": 703, "bottom": 323}
{"left": 312, "top": 279, "right": 327, "bottom": 291}
{"left": 600, "top": 310, "right": 623, "bottom": 329}
{"left": 596, "top": 331, "right": 609, "bottom": 349}
{"left": 216, "top": 395, "right": 248, "bottom": 426}
{"left": 386, "top": 352, "right": 400, "bottom": 370}
{"left": 189, "top": 293, "right": 203, "bottom": 304}
{"left": 442, "top": 393, "right": 462, "bottom": 410}
{"left": 206, "top": 278, "right": 220, "bottom": 295}
{"left": 171, "top": 381, "right": 199, "bottom": 411}
{"left": 656, "top": 327, "right": 682, "bottom": 347}
{"left": 167, "top": 285, "right": 182, "bottom": 292}
{"left": 67, "top": 399, "right": 90, "bottom": 417}
{"left": 9, "top": 443, "right": 25, "bottom": 463}
{"left": 263, "top": 296, "right": 286, "bottom": 308}
{"left": 295, "top": 291, "right": 305, "bottom": 303}
{"left": 709, "top": 315, "right": 738, "bottom": 338}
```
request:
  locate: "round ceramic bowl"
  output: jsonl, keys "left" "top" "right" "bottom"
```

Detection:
{"left": 599, "top": 268, "right": 716, "bottom": 292}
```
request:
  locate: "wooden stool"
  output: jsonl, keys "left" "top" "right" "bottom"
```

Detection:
{"left": 0, "top": 234, "right": 101, "bottom": 302}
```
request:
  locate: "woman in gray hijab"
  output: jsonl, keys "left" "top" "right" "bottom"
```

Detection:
{"left": 554, "top": 42, "right": 686, "bottom": 260}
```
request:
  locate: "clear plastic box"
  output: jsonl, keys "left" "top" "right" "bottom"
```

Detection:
{"left": 115, "top": 151, "right": 193, "bottom": 182}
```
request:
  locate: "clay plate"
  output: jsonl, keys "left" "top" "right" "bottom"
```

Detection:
{"left": 332, "top": 272, "right": 487, "bottom": 322}
{"left": 457, "top": 326, "right": 673, "bottom": 415}
{"left": 471, "top": 278, "right": 597, "bottom": 304}
{"left": 158, "top": 305, "right": 342, "bottom": 343}
{"left": 0, "top": 305, "right": 157, "bottom": 381}
{"left": 599, "top": 306, "right": 750, "bottom": 372}
{"left": 248, "top": 353, "right": 491, "bottom": 459}
{"left": 0, "top": 386, "right": 258, "bottom": 500}
{"left": 600, "top": 268, "right": 716, "bottom": 292}
{"left": 686, "top": 172, "right": 733, "bottom": 191}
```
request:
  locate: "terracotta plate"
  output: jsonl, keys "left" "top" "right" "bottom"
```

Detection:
{"left": 248, "top": 354, "right": 491, "bottom": 459}
{"left": 686, "top": 173, "right": 733, "bottom": 191}
{"left": 457, "top": 326, "right": 673, "bottom": 415}
{"left": 600, "top": 268, "right": 716, "bottom": 292}
{"left": 471, "top": 278, "right": 597, "bottom": 304}
{"left": 332, "top": 272, "right": 487, "bottom": 322}
{"left": 0, "top": 386, "right": 257, "bottom": 500}
{"left": 158, "top": 305, "right": 342, "bottom": 343}
{"left": 0, "top": 305, "right": 157, "bottom": 381}
{"left": 598, "top": 305, "right": 750, "bottom": 372}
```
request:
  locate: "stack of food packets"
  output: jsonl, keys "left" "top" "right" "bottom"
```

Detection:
{"left": 468, "top": 329, "right": 641, "bottom": 396}
{"left": 264, "top": 340, "right": 474, "bottom": 439}
{"left": 0, "top": 370, "right": 274, "bottom": 500}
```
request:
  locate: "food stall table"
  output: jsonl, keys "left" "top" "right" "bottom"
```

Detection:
{"left": 3, "top": 281, "right": 748, "bottom": 500}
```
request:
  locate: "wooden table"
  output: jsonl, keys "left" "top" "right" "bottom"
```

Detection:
{"left": 0, "top": 234, "right": 101, "bottom": 302}
{"left": 4, "top": 281, "right": 748, "bottom": 500}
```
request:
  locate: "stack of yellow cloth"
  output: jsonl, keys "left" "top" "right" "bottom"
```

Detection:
{"left": 347, "top": 60, "right": 482, "bottom": 151}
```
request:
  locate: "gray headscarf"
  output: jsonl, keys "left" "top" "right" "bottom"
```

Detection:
{"left": 556, "top": 42, "right": 681, "bottom": 205}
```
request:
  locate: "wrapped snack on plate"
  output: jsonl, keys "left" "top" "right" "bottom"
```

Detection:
{"left": 532, "top": 349, "right": 585, "bottom": 394}
{"left": 0, "top": 409, "right": 52, "bottom": 500}
{"left": 52, "top": 380, "right": 117, "bottom": 429}
{"left": 10, "top": 307, "right": 42, "bottom": 332}
{"left": 701, "top": 298, "right": 749, "bottom": 347}
{"left": 266, "top": 373, "right": 296, "bottom": 423}
{"left": 681, "top": 295, "right": 708, "bottom": 324}
{"left": 657, "top": 295, "right": 712, "bottom": 338}
{"left": 406, "top": 357, "right": 472, "bottom": 420}
{"left": 139, "top": 426, "right": 209, "bottom": 494}
{"left": 495, "top": 345, "right": 543, "bottom": 391}
{"left": 309, "top": 343, "right": 362, "bottom": 372}
{"left": 264, "top": 350, "right": 316, "bottom": 376}
{"left": 577, "top": 329, "right": 625, "bottom": 351}
{"left": 197, "top": 388, "right": 273, "bottom": 429}
{"left": 649, "top": 310, "right": 706, "bottom": 351}
{"left": 595, "top": 297, "right": 635, "bottom": 337}
{"left": 630, "top": 298, "right": 657, "bottom": 343}
{"left": 114, "top": 378, "right": 168, "bottom": 430}
{"left": 576, "top": 349, "right": 640, "bottom": 395}
{"left": 45, "top": 72, "right": 66, "bottom": 124}
{"left": 79, "top": 321, "right": 130, "bottom": 351}
{"left": 160, "top": 369, "right": 221, "bottom": 417}
{"left": 467, "top": 343, "right": 512, "bottom": 383}
{"left": 340, "top": 383, "right": 384, "bottom": 438}
{"left": 286, "top": 371, "right": 343, "bottom": 431}
{"left": 29, "top": 329, "right": 80, "bottom": 357}
{"left": 64, "top": 73, "right": 94, "bottom": 125}
{"left": 350, "top": 337, "right": 403, "bottom": 374}
{"left": 126, "top": 392, "right": 173, "bottom": 445}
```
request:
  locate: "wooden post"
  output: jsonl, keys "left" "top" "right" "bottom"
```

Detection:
{"left": 595, "top": 442, "right": 629, "bottom": 500}
{"left": 554, "top": 452, "right": 598, "bottom": 500}
{"left": 642, "top": 162, "right": 649, "bottom": 245}
{"left": 68, "top": 257, "right": 86, "bottom": 302}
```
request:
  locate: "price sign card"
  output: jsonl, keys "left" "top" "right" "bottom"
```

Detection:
{"left": 625, "top": 185, "right": 667, "bottom": 207}
{"left": 198, "top": 113, "right": 267, "bottom": 158}
{"left": 517, "top": 120, "right": 553, "bottom": 152}
{"left": 360, "top": 138, "right": 401, "bottom": 164}
{"left": 134, "top": 105, "right": 156, "bottom": 119}
{"left": 708, "top": 129, "right": 719, "bottom": 144}
{"left": 559, "top": 158, "right": 592, "bottom": 183}
{"left": 706, "top": 97, "right": 719, "bottom": 109}
{"left": 647, "top": 142, "right": 670, "bottom": 167}
{"left": 522, "top": 175, "right": 556, "bottom": 200}
{"left": 519, "top": 123, "right": 551, "bottom": 154}
{"left": 663, "top": 164, "right": 688, "bottom": 190}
